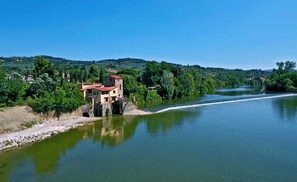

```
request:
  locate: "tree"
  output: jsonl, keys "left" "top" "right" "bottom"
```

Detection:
{"left": 160, "top": 61, "right": 173, "bottom": 71}
{"left": 88, "top": 65, "right": 100, "bottom": 82}
{"left": 0, "top": 67, "right": 27, "bottom": 107}
{"left": 31, "top": 83, "right": 84, "bottom": 119}
{"left": 32, "top": 57, "right": 54, "bottom": 78}
{"left": 177, "top": 73, "right": 195, "bottom": 96}
{"left": 142, "top": 61, "right": 161, "bottom": 86}
{"left": 266, "top": 61, "right": 297, "bottom": 92}
{"left": 160, "top": 70, "right": 174, "bottom": 99}
{"left": 0, "top": 66, "right": 8, "bottom": 106}
{"left": 26, "top": 73, "right": 58, "bottom": 98}
{"left": 276, "top": 61, "right": 296, "bottom": 75}
{"left": 121, "top": 74, "right": 139, "bottom": 96}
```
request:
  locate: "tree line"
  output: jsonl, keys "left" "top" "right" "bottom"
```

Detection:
{"left": 1, "top": 56, "right": 269, "bottom": 114}
{"left": 119, "top": 61, "right": 260, "bottom": 106}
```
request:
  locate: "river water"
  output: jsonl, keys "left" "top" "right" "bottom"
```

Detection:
{"left": 1, "top": 87, "right": 297, "bottom": 182}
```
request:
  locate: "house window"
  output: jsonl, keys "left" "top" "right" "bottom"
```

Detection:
{"left": 120, "top": 84, "right": 121, "bottom": 90}
{"left": 113, "top": 90, "right": 116, "bottom": 94}
{"left": 105, "top": 97, "right": 108, "bottom": 102}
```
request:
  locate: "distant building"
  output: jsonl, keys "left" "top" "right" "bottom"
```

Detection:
{"left": 26, "top": 75, "right": 35, "bottom": 84}
{"left": 81, "top": 75, "right": 123, "bottom": 117}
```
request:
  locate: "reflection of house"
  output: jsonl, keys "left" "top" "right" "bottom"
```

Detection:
{"left": 81, "top": 75, "right": 123, "bottom": 117}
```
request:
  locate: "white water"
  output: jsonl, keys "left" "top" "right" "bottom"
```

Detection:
{"left": 155, "top": 94, "right": 297, "bottom": 113}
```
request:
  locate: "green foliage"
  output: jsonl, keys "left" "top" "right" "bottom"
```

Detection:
{"left": 88, "top": 65, "right": 101, "bottom": 82}
{"left": 177, "top": 72, "right": 195, "bottom": 96}
{"left": 160, "top": 70, "right": 174, "bottom": 99}
{"left": 129, "top": 93, "right": 145, "bottom": 106}
{"left": 0, "top": 55, "right": 269, "bottom": 111}
{"left": 27, "top": 73, "right": 59, "bottom": 98}
{"left": 142, "top": 61, "right": 161, "bottom": 86}
{"left": 275, "top": 61, "right": 296, "bottom": 75}
{"left": 0, "top": 66, "right": 27, "bottom": 107}
{"left": 117, "top": 68, "right": 139, "bottom": 78}
{"left": 32, "top": 56, "right": 54, "bottom": 78}
{"left": 121, "top": 74, "right": 139, "bottom": 96}
{"left": 265, "top": 61, "right": 297, "bottom": 92}
{"left": 31, "top": 83, "right": 84, "bottom": 118}
{"left": 146, "top": 90, "right": 162, "bottom": 105}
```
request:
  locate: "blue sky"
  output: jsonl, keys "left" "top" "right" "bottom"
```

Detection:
{"left": 0, "top": 0, "right": 296, "bottom": 69}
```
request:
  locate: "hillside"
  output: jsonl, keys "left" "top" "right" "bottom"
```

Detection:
{"left": 0, "top": 56, "right": 149, "bottom": 73}
{"left": 0, "top": 55, "right": 267, "bottom": 77}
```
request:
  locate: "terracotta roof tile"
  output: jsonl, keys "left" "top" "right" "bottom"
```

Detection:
{"left": 94, "top": 86, "right": 117, "bottom": 92}
{"left": 81, "top": 83, "right": 103, "bottom": 91}
{"left": 111, "top": 75, "right": 122, "bottom": 79}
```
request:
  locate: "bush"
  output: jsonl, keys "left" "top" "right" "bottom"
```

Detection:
{"left": 146, "top": 90, "right": 162, "bottom": 105}
{"left": 31, "top": 83, "right": 85, "bottom": 118}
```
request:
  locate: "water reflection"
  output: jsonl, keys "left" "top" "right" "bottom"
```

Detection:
{"left": 272, "top": 96, "right": 297, "bottom": 122}
{"left": 0, "top": 129, "right": 85, "bottom": 181}
{"left": 1, "top": 90, "right": 296, "bottom": 181}
{"left": 85, "top": 116, "right": 139, "bottom": 147}
{"left": 143, "top": 110, "right": 200, "bottom": 136}
{"left": 216, "top": 86, "right": 265, "bottom": 96}
{"left": 0, "top": 110, "right": 201, "bottom": 181}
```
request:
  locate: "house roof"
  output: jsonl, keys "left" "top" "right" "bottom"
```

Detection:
{"left": 94, "top": 86, "right": 117, "bottom": 92}
{"left": 111, "top": 75, "right": 122, "bottom": 79}
{"left": 81, "top": 83, "right": 102, "bottom": 91}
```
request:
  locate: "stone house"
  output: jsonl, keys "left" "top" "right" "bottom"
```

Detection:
{"left": 81, "top": 75, "right": 123, "bottom": 117}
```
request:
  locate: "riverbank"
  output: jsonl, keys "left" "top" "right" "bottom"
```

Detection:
{"left": 0, "top": 106, "right": 151, "bottom": 152}
{"left": 0, "top": 117, "right": 100, "bottom": 152}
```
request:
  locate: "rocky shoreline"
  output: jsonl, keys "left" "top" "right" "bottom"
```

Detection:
{"left": 0, "top": 117, "right": 100, "bottom": 152}
{"left": 0, "top": 108, "right": 153, "bottom": 152}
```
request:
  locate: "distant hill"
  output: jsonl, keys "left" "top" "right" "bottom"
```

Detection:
{"left": 0, "top": 55, "right": 149, "bottom": 72}
{"left": 0, "top": 55, "right": 268, "bottom": 77}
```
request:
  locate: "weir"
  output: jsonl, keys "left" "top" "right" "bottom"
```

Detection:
{"left": 155, "top": 94, "right": 297, "bottom": 113}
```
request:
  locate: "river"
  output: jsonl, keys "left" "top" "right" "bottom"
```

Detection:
{"left": 1, "top": 87, "right": 297, "bottom": 181}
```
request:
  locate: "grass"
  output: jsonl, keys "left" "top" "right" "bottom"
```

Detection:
{"left": 21, "top": 120, "right": 39, "bottom": 128}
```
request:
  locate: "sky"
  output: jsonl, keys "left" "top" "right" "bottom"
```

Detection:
{"left": 0, "top": 0, "right": 296, "bottom": 69}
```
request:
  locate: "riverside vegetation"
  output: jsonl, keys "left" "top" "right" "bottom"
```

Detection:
{"left": 265, "top": 61, "right": 297, "bottom": 92}
{"left": 0, "top": 56, "right": 296, "bottom": 116}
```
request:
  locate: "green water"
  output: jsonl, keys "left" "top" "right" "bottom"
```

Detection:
{"left": 1, "top": 90, "right": 297, "bottom": 181}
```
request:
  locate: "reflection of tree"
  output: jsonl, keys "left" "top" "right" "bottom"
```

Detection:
{"left": 216, "top": 88, "right": 264, "bottom": 96}
{"left": 143, "top": 110, "right": 200, "bottom": 136}
{"left": 0, "top": 129, "right": 85, "bottom": 181}
{"left": 272, "top": 97, "right": 297, "bottom": 122}
{"left": 27, "top": 130, "right": 84, "bottom": 175}
{"left": 0, "top": 109, "right": 201, "bottom": 181}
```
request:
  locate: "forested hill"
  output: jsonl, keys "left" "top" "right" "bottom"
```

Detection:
{"left": 0, "top": 55, "right": 266, "bottom": 77}
{"left": 0, "top": 56, "right": 149, "bottom": 73}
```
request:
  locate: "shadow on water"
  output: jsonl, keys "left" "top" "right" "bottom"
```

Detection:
{"left": 0, "top": 109, "right": 201, "bottom": 181}
{"left": 272, "top": 96, "right": 297, "bottom": 123}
